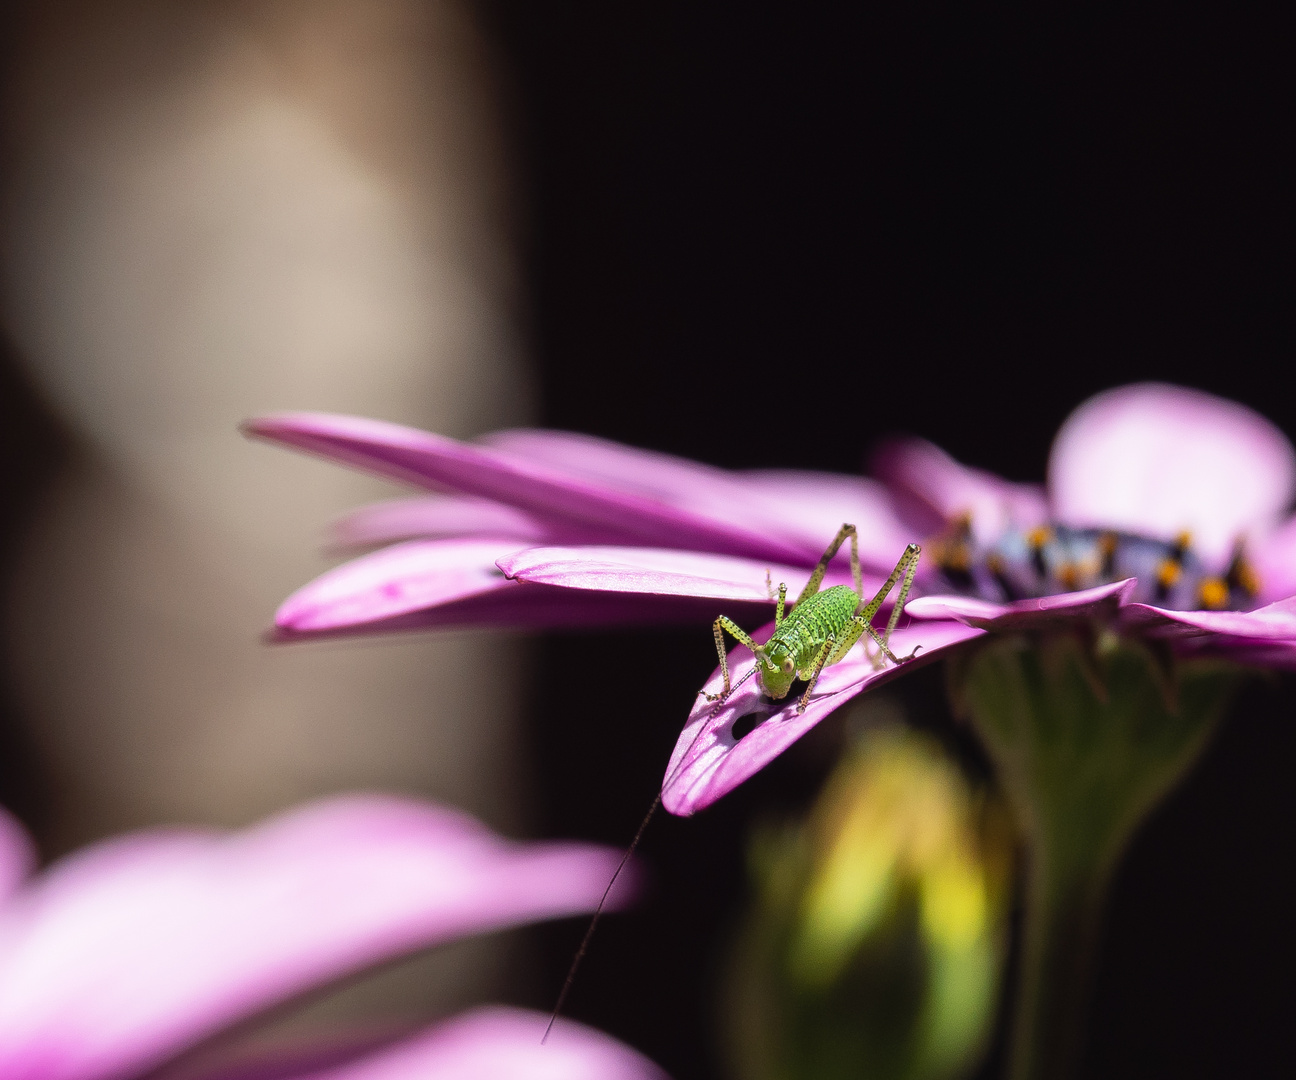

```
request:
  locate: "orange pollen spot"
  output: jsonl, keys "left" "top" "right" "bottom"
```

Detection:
{"left": 1156, "top": 559, "right": 1183, "bottom": 589}
{"left": 1098, "top": 532, "right": 1118, "bottom": 556}
{"left": 1027, "top": 526, "right": 1053, "bottom": 549}
{"left": 1174, "top": 530, "right": 1193, "bottom": 551}
{"left": 1198, "top": 577, "right": 1229, "bottom": 610}
{"left": 1056, "top": 563, "right": 1079, "bottom": 589}
{"left": 934, "top": 541, "right": 970, "bottom": 572}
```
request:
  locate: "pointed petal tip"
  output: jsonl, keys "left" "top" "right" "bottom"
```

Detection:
{"left": 660, "top": 620, "right": 983, "bottom": 816}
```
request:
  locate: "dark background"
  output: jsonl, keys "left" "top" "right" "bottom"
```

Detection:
{"left": 1, "top": 3, "right": 1291, "bottom": 1078}
{"left": 484, "top": 4, "right": 1295, "bottom": 1079}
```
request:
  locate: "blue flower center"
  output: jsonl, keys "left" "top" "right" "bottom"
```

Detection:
{"left": 928, "top": 518, "right": 1259, "bottom": 611}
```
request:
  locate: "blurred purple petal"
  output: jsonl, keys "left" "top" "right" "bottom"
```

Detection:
{"left": 905, "top": 579, "right": 1136, "bottom": 630}
{"left": 661, "top": 620, "right": 982, "bottom": 815}
{"left": 499, "top": 546, "right": 884, "bottom": 602}
{"left": 291, "top": 1006, "right": 669, "bottom": 1080}
{"left": 331, "top": 497, "right": 562, "bottom": 548}
{"left": 0, "top": 808, "right": 35, "bottom": 906}
{"left": 380, "top": 427, "right": 917, "bottom": 571}
{"left": 247, "top": 414, "right": 813, "bottom": 564}
{"left": 1250, "top": 514, "right": 1296, "bottom": 603}
{"left": 734, "top": 470, "right": 923, "bottom": 573}
{"left": 483, "top": 427, "right": 736, "bottom": 501}
{"left": 1048, "top": 383, "right": 1296, "bottom": 566}
{"left": 871, "top": 437, "right": 1048, "bottom": 543}
{"left": 1119, "top": 596, "right": 1296, "bottom": 643}
{"left": 0, "top": 796, "right": 634, "bottom": 1080}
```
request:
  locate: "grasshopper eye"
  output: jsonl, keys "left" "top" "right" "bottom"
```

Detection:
{"left": 781, "top": 657, "right": 795, "bottom": 675}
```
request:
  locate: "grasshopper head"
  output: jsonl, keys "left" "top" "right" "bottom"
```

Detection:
{"left": 755, "top": 640, "right": 798, "bottom": 700}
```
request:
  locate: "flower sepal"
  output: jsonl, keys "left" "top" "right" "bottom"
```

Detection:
{"left": 947, "top": 633, "right": 1240, "bottom": 1080}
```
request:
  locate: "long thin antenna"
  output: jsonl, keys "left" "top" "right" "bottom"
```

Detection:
{"left": 542, "top": 650, "right": 760, "bottom": 1044}
{"left": 542, "top": 793, "right": 661, "bottom": 1044}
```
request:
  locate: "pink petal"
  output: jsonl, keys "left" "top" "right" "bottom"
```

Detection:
{"left": 498, "top": 546, "right": 884, "bottom": 602}
{"left": 0, "top": 797, "right": 634, "bottom": 1080}
{"left": 1249, "top": 514, "right": 1296, "bottom": 604}
{"left": 482, "top": 427, "right": 738, "bottom": 503}
{"left": 870, "top": 437, "right": 1048, "bottom": 544}
{"left": 1048, "top": 383, "right": 1296, "bottom": 566}
{"left": 660, "top": 620, "right": 983, "bottom": 816}
{"left": 331, "top": 497, "right": 562, "bottom": 548}
{"left": 487, "top": 432, "right": 916, "bottom": 571}
{"left": 0, "top": 808, "right": 36, "bottom": 906}
{"left": 275, "top": 538, "right": 525, "bottom": 632}
{"left": 290, "top": 1006, "right": 669, "bottom": 1080}
{"left": 1118, "top": 595, "right": 1296, "bottom": 644}
{"left": 246, "top": 414, "right": 813, "bottom": 565}
{"left": 272, "top": 581, "right": 770, "bottom": 640}
{"left": 734, "top": 470, "right": 924, "bottom": 574}
{"left": 274, "top": 540, "right": 782, "bottom": 637}
{"left": 905, "top": 579, "right": 1137, "bottom": 630}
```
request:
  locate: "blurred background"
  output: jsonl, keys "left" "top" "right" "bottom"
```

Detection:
{"left": 1, "top": 3, "right": 1293, "bottom": 1079}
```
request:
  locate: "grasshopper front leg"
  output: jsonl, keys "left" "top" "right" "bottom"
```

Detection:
{"left": 795, "top": 633, "right": 837, "bottom": 714}
{"left": 702, "top": 615, "right": 765, "bottom": 702}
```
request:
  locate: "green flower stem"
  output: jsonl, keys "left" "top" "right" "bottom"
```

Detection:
{"left": 950, "top": 634, "right": 1239, "bottom": 1080}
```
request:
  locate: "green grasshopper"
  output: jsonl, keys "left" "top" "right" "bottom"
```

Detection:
{"left": 545, "top": 526, "right": 923, "bottom": 1041}
{"left": 703, "top": 525, "right": 922, "bottom": 714}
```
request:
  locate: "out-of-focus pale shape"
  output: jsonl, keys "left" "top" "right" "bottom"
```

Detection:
{"left": 0, "top": 0, "right": 530, "bottom": 852}
{"left": 1048, "top": 383, "right": 1296, "bottom": 566}
{"left": 0, "top": 0, "right": 532, "bottom": 1028}
{"left": 721, "top": 718, "right": 1009, "bottom": 1080}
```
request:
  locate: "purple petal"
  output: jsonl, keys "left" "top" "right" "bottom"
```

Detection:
{"left": 274, "top": 540, "right": 780, "bottom": 637}
{"left": 905, "top": 579, "right": 1136, "bottom": 630}
{"left": 0, "top": 807, "right": 36, "bottom": 906}
{"left": 734, "top": 470, "right": 924, "bottom": 573}
{"left": 870, "top": 437, "right": 1048, "bottom": 544}
{"left": 483, "top": 429, "right": 848, "bottom": 565}
{"left": 272, "top": 581, "right": 774, "bottom": 640}
{"left": 482, "top": 427, "right": 737, "bottom": 502}
{"left": 0, "top": 796, "right": 633, "bottom": 1080}
{"left": 246, "top": 414, "right": 813, "bottom": 565}
{"left": 498, "top": 546, "right": 883, "bottom": 602}
{"left": 276, "top": 538, "right": 526, "bottom": 632}
{"left": 481, "top": 431, "right": 915, "bottom": 573}
{"left": 331, "top": 497, "right": 562, "bottom": 548}
{"left": 661, "top": 620, "right": 983, "bottom": 816}
{"left": 1250, "top": 514, "right": 1296, "bottom": 604}
{"left": 1048, "top": 383, "right": 1296, "bottom": 566}
{"left": 1119, "top": 595, "right": 1296, "bottom": 644}
{"left": 289, "top": 1006, "right": 669, "bottom": 1080}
